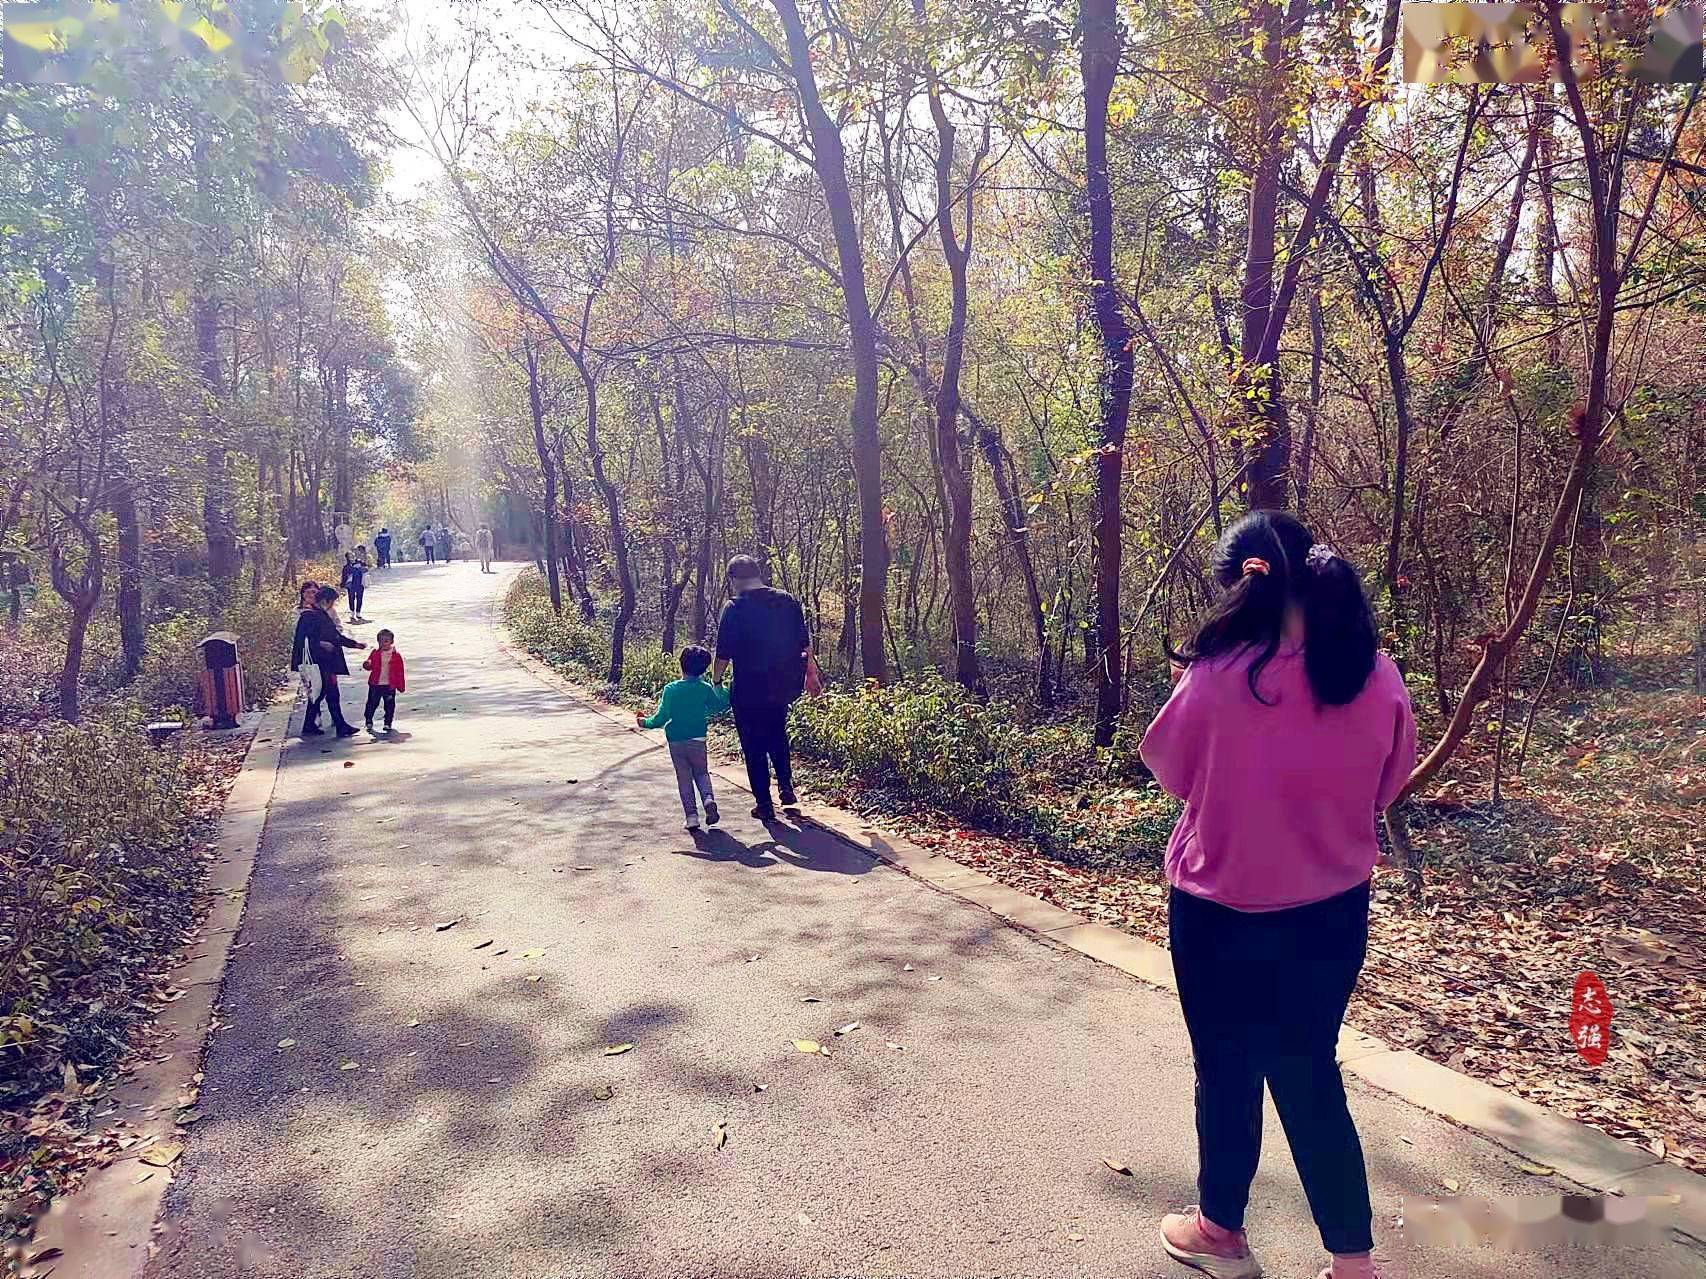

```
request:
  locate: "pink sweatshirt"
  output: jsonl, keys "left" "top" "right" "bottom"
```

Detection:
{"left": 1140, "top": 646, "right": 1417, "bottom": 912}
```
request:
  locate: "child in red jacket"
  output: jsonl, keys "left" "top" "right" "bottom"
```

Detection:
{"left": 361, "top": 629, "right": 406, "bottom": 733}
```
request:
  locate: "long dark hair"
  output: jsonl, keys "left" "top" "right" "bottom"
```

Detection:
{"left": 1167, "top": 510, "right": 1376, "bottom": 706}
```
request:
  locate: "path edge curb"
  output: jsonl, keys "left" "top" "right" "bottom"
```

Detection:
{"left": 28, "top": 688, "right": 296, "bottom": 1279}
{"left": 490, "top": 570, "right": 1706, "bottom": 1248}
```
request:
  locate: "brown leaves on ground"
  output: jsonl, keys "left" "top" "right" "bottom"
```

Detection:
{"left": 1, "top": 727, "right": 252, "bottom": 1218}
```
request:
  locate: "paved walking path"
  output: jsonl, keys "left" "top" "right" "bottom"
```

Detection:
{"left": 149, "top": 562, "right": 1701, "bottom": 1279}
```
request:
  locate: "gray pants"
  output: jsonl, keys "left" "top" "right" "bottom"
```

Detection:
{"left": 668, "top": 739, "right": 715, "bottom": 818}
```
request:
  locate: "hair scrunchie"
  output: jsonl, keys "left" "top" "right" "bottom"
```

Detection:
{"left": 1241, "top": 557, "right": 1271, "bottom": 577}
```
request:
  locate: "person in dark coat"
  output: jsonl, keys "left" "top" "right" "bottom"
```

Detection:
{"left": 303, "top": 586, "right": 367, "bottom": 737}
{"left": 711, "top": 555, "right": 812, "bottom": 821}
{"left": 289, "top": 580, "right": 324, "bottom": 735}
{"left": 374, "top": 527, "right": 392, "bottom": 569}
{"left": 436, "top": 524, "right": 453, "bottom": 563}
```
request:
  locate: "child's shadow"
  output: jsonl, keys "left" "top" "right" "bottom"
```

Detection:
{"left": 673, "top": 828, "right": 780, "bottom": 869}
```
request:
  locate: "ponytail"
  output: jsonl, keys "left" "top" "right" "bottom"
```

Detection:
{"left": 1168, "top": 511, "right": 1378, "bottom": 707}
{"left": 1300, "top": 544, "right": 1377, "bottom": 706}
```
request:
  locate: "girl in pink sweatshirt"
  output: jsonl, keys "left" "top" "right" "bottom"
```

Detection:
{"left": 1141, "top": 511, "right": 1416, "bottom": 1279}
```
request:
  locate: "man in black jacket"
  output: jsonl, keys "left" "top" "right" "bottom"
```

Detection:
{"left": 301, "top": 586, "right": 366, "bottom": 737}
{"left": 711, "top": 555, "right": 810, "bottom": 821}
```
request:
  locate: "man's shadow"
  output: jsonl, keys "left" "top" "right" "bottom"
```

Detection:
{"left": 673, "top": 818, "right": 871, "bottom": 877}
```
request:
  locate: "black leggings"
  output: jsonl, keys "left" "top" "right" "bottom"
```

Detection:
{"left": 732, "top": 701, "right": 794, "bottom": 811}
{"left": 349, "top": 582, "right": 364, "bottom": 614}
{"left": 1169, "top": 881, "right": 1373, "bottom": 1255}
{"left": 316, "top": 672, "right": 353, "bottom": 732}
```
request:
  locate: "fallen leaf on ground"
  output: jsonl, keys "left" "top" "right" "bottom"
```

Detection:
{"left": 797, "top": 1212, "right": 813, "bottom": 1226}
{"left": 343, "top": 761, "right": 354, "bottom": 768}
{"left": 800, "top": 996, "right": 821, "bottom": 1003}
{"left": 276, "top": 1039, "right": 296, "bottom": 1049}
{"left": 1441, "top": 1178, "right": 1461, "bottom": 1193}
{"left": 27, "top": 1246, "right": 63, "bottom": 1265}
{"left": 1103, "top": 1157, "right": 1132, "bottom": 1175}
{"left": 177, "top": 1109, "right": 205, "bottom": 1125}
{"left": 471, "top": 939, "right": 493, "bottom": 950}
{"left": 435, "top": 919, "right": 459, "bottom": 931}
{"left": 524, "top": 974, "right": 542, "bottom": 983}
{"left": 1648, "top": 1138, "right": 1667, "bottom": 1159}
{"left": 604, "top": 1043, "right": 634, "bottom": 1056}
{"left": 338, "top": 1061, "right": 360, "bottom": 1071}
{"left": 140, "top": 1142, "right": 183, "bottom": 1167}
{"left": 792, "top": 1039, "right": 821, "bottom": 1054}
{"left": 405, "top": 1019, "right": 420, "bottom": 1028}
{"left": 927, "top": 975, "right": 941, "bottom": 982}
{"left": 520, "top": 948, "right": 547, "bottom": 959}
{"left": 714, "top": 1121, "right": 727, "bottom": 1150}
{"left": 593, "top": 1086, "right": 614, "bottom": 1101}
{"left": 886, "top": 1042, "right": 903, "bottom": 1051}
{"left": 752, "top": 1083, "right": 768, "bottom": 1093}
{"left": 134, "top": 1171, "right": 155, "bottom": 1184}
{"left": 1068, "top": 1233, "right": 1085, "bottom": 1243}
{"left": 1517, "top": 1162, "right": 1554, "bottom": 1176}
{"left": 834, "top": 1021, "right": 860, "bottom": 1036}
{"left": 903, "top": 964, "right": 914, "bottom": 972}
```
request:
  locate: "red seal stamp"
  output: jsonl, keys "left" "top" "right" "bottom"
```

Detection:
{"left": 1569, "top": 971, "right": 1613, "bottom": 1066}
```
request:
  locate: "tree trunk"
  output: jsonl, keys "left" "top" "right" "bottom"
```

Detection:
{"left": 60, "top": 603, "right": 92, "bottom": 723}
{"left": 195, "top": 293, "right": 239, "bottom": 596}
{"left": 1238, "top": 0, "right": 1287, "bottom": 510}
{"left": 331, "top": 363, "right": 353, "bottom": 519}
{"left": 1298, "top": 284, "right": 1323, "bottom": 515}
{"left": 557, "top": 451, "right": 597, "bottom": 620}
{"left": 113, "top": 477, "right": 144, "bottom": 683}
{"left": 582, "top": 372, "right": 635, "bottom": 683}
{"left": 773, "top": 0, "right": 888, "bottom": 683}
{"left": 1082, "top": 0, "right": 1134, "bottom": 745}
{"left": 49, "top": 529, "right": 104, "bottom": 725}
{"left": 526, "top": 343, "right": 563, "bottom": 615}
{"left": 974, "top": 419, "right": 1052, "bottom": 705}
{"left": 922, "top": 72, "right": 984, "bottom": 693}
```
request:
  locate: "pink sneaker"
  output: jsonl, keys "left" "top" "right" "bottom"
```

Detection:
{"left": 1159, "top": 1206, "right": 1263, "bottom": 1279}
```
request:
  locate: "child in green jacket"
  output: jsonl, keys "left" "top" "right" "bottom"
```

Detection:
{"left": 636, "top": 645, "right": 731, "bottom": 829}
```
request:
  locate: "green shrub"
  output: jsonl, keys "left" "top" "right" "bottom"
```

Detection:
{"left": 791, "top": 675, "right": 1026, "bottom": 829}
{"left": 506, "top": 572, "right": 680, "bottom": 705}
{"left": 0, "top": 713, "right": 208, "bottom": 1108}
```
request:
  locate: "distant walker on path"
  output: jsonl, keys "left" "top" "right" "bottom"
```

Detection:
{"left": 475, "top": 523, "right": 495, "bottom": 573}
{"left": 711, "top": 555, "right": 811, "bottom": 822}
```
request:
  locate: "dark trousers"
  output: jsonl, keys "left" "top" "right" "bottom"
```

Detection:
{"left": 317, "top": 671, "right": 353, "bottom": 732}
{"left": 424, "top": 545, "right": 436, "bottom": 564}
{"left": 349, "top": 582, "right": 365, "bottom": 614}
{"left": 363, "top": 685, "right": 396, "bottom": 727}
{"left": 376, "top": 547, "right": 390, "bottom": 568}
{"left": 1169, "top": 881, "right": 1374, "bottom": 1256}
{"left": 733, "top": 701, "right": 794, "bottom": 812}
